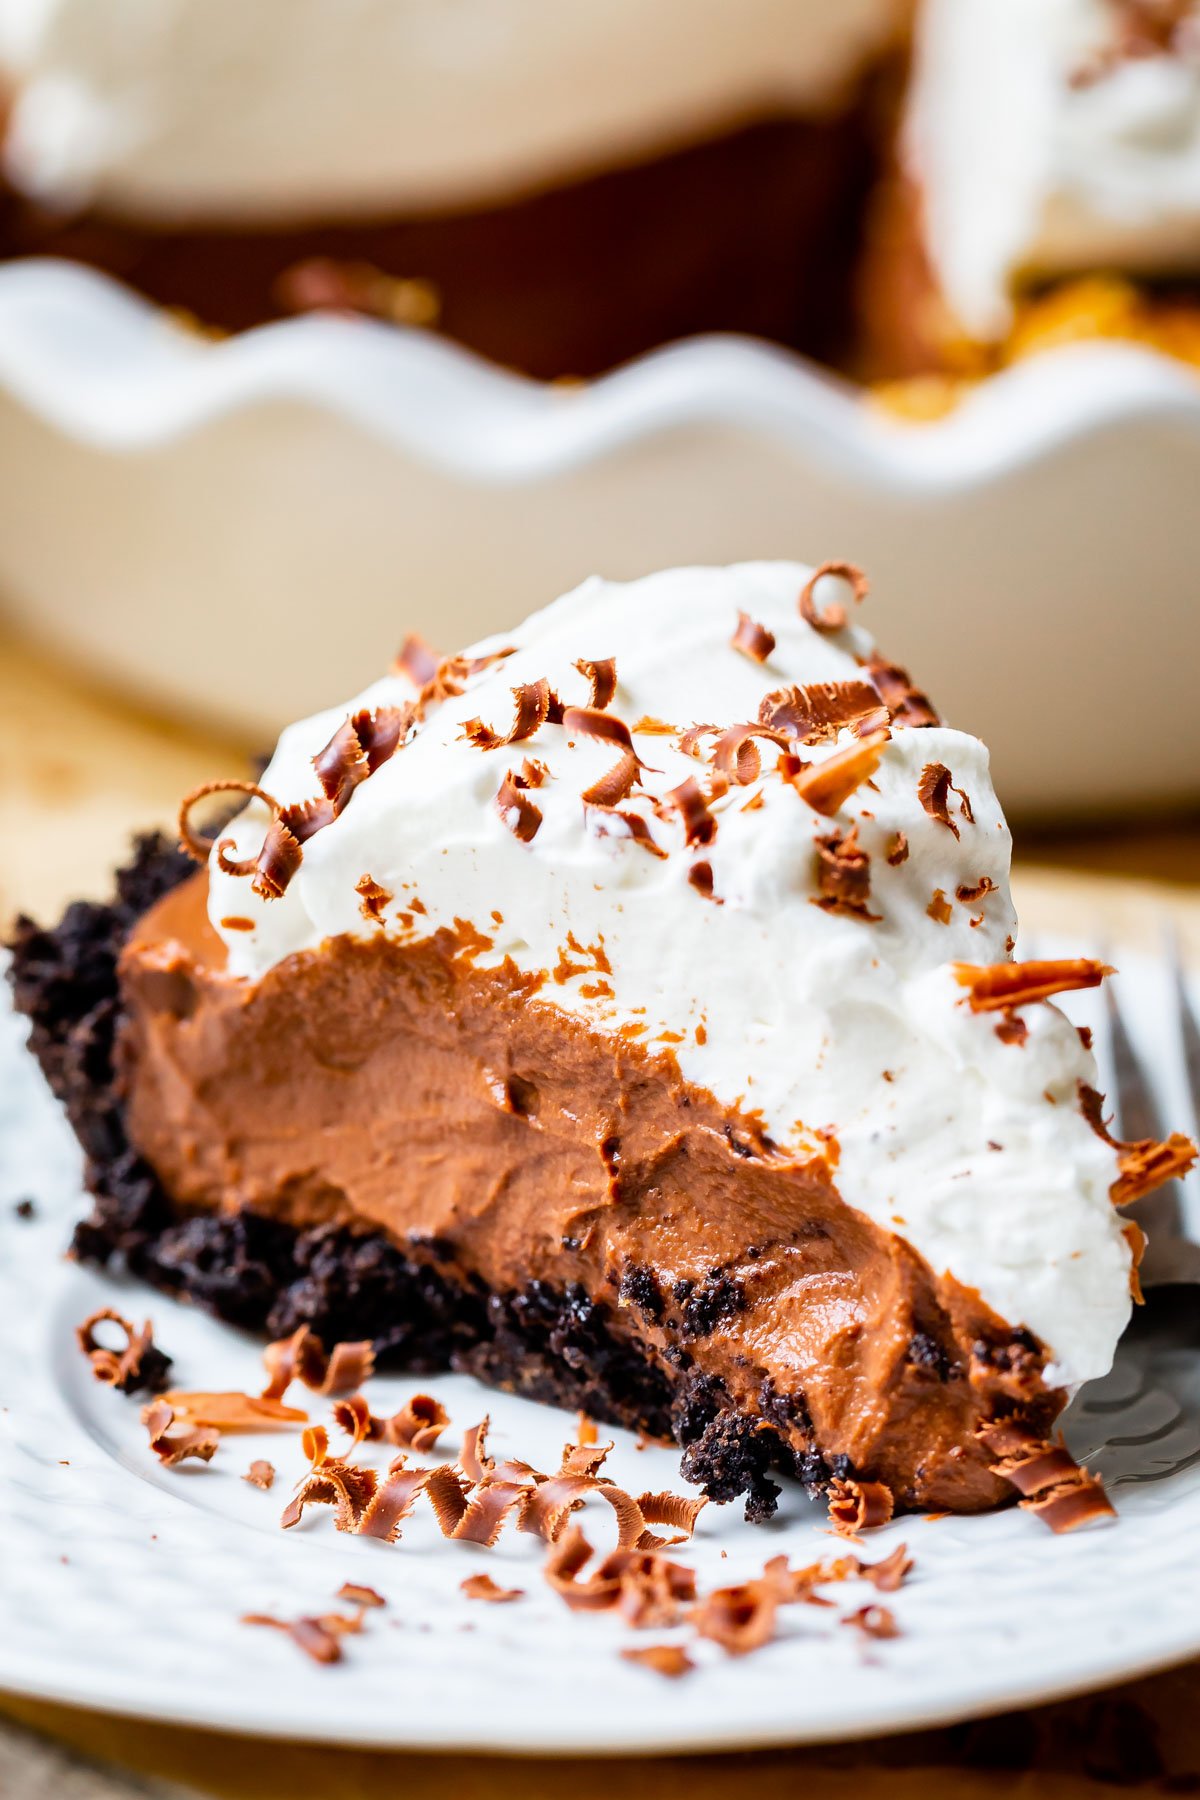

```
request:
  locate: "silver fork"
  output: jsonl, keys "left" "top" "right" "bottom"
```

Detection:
{"left": 1106, "top": 930, "right": 1200, "bottom": 1289}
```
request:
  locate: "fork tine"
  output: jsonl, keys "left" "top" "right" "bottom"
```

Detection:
{"left": 1105, "top": 963, "right": 1164, "bottom": 1145}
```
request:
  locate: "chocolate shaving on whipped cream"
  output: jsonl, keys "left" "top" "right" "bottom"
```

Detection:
{"left": 731, "top": 612, "right": 776, "bottom": 663}
{"left": 917, "top": 763, "right": 975, "bottom": 839}
{"left": 662, "top": 778, "right": 718, "bottom": 847}
{"left": 760, "top": 681, "right": 889, "bottom": 745}
{"left": 75, "top": 1308, "right": 171, "bottom": 1395}
{"left": 712, "top": 722, "right": 789, "bottom": 786}
{"left": 813, "top": 826, "right": 881, "bottom": 922}
{"left": 548, "top": 657, "right": 618, "bottom": 720}
{"left": 860, "top": 651, "right": 941, "bottom": 728}
{"left": 495, "top": 770, "right": 543, "bottom": 842}
{"left": 687, "top": 861, "right": 718, "bottom": 900}
{"left": 464, "top": 679, "right": 552, "bottom": 750}
{"left": 355, "top": 874, "right": 392, "bottom": 923}
{"left": 799, "top": 561, "right": 869, "bottom": 634}
{"left": 788, "top": 728, "right": 890, "bottom": 816}
{"left": 392, "top": 632, "right": 441, "bottom": 688}
{"left": 955, "top": 960, "right": 1114, "bottom": 1012}
{"left": 586, "top": 805, "right": 667, "bottom": 859}
{"left": 886, "top": 831, "right": 909, "bottom": 866}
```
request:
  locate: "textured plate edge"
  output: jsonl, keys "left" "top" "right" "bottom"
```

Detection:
{"left": 0, "top": 258, "right": 1199, "bottom": 492}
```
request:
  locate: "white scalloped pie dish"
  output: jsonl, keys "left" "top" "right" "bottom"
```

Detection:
{"left": 1, "top": 258, "right": 1199, "bottom": 813}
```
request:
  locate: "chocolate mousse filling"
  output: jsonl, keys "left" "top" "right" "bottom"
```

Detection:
{"left": 10, "top": 834, "right": 1061, "bottom": 1519}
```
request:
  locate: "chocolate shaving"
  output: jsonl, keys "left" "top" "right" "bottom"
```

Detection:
{"left": 688, "top": 861, "right": 717, "bottom": 901}
{"left": 332, "top": 1393, "right": 374, "bottom": 1449}
{"left": 634, "top": 1491, "right": 708, "bottom": 1552}
{"left": 860, "top": 1544, "right": 913, "bottom": 1592}
{"left": 280, "top": 1430, "right": 379, "bottom": 1533}
{"left": 620, "top": 1644, "right": 695, "bottom": 1678}
{"left": 759, "top": 681, "right": 889, "bottom": 746}
{"left": 995, "top": 1011, "right": 1029, "bottom": 1047}
{"left": 75, "top": 1308, "right": 171, "bottom": 1395}
{"left": 244, "top": 1460, "right": 276, "bottom": 1490}
{"left": 956, "top": 877, "right": 997, "bottom": 903}
{"left": 141, "top": 1398, "right": 219, "bottom": 1469}
{"left": 712, "top": 722, "right": 789, "bottom": 786}
{"left": 357, "top": 1458, "right": 434, "bottom": 1542}
{"left": 460, "top": 1574, "right": 524, "bottom": 1604}
{"left": 393, "top": 633, "right": 440, "bottom": 688}
{"left": 860, "top": 651, "right": 940, "bottom": 728}
{"left": 788, "top": 729, "right": 890, "bottom": 816}
{"left": 843, "top": 1604, "right": 899, "bottom": 1640}
{"left": 495, "top": 770, "right": 543, "bottom": 843}
{"left": 886, "top": 831, "right": 909, "bottom": 866}
{"left": 517, "top": 757, "right": 550, "bottom": 789}
{"left": 954, "top": 959, "right": 1114, "bottom": 1012}
{"left": 927, "top": 889, "right": 952, "bottom": 925}
{"left": 543, "top": 1526, "right": 696, "bottom": 1623}
{"left": 1111, "top": 1133, "right": 1197, "bottom": 1207}
{"left": 464, "top": 679, "right": 552, "bottom": 750}
{"left": 355, "top": 874, "right": 392, "bottom": 924}
{"left": 157, "top": 1391, "right": 307, "bottom": 1431}
{"left": 375, "top": 1392, "right": 451, "bottom": 1454}
{"left": 262, "top": 1325, "right": 375, "bottom": 1398}
{"left": 426, "top": 1464, "right": 529, "bottom": 1547}
{"left": 917, "top": 763, "right": 974, "bottom": 839}
{"left": 565, "top": 705, "right": 654, "bottom": 811}
{"left": 678, "top": 723, "right": 720, "bottom": 761}
{"left": 827, "top": 1478, "right": 895, "bottom": 1535}
{"left": 731, "top": 612, "right": 776, "bottom": 663}
{"left": 242, "top": 1613, "right": 345, "bottom": 1665}
{"left": 547, "top": 658, "right": 618, "bottom": 721}
{"left": 336, "top": 1583, "right": 385, "bottom": 1609}
{"left": 812, "top": 825, "right": 880, "bottom": 922}
{"left": 177, "top": 779, "right": 280, "bottom": 869}
{"left": 662, "top": 777, "right": 717, "bottom": 847}
{"left": 798, "top": 561, "right": 869, "bottom": 634}
{"left": 690, "top": 1576, "right": 780, "bottom": 1656}
{"left": 586, "top": 805, "right": 667, "bottom": 859}
{"left": 977, "top": 1419, "right": 1115, "bottom": 1533}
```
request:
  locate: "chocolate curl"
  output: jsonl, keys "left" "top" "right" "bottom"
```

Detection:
{"left": 495, "top": 770, "right": 543, "bottom": 843}
{"left": 788, "top": 728, "right": 890, "bottom": 817}
{"left": 678, "top": 723, "right": 720, "bottom": 760}
{"left": 860, "top": 650, "right": 940, "bottom": 728}
{"left": 280, "top": 1438, "right": 379, "bottom": 1534}
{"left": 917, "top": 762, "right": 974, "bottom": 839}
{"left": 542, "top": 1527, "right": 696, "bottom": 1621}
{"left": 141, "top": 1399, "right": 220, "bottom": 1469}
{"left": 688, "top": 861, "right": 717, "bottom": 901}
{"left": 1112, "top": 1134, "right": 1197, "bottom": 1208}
{"left": 547, "top": 657, "right": 618, "bottom": 720}
{"left": 731, "top": 612, "right": 776, "bottom": 663}
{"left": 244, "top": 1461, "right": 276, "bottom": 1490}
{"left": 798, "top": 561, "right": 869, "bottom": 633}
{"left": 713, "top": 723, "right": 790, "bottom": 786}
{"left": 337, "top": 1583, "right": 385, "bottom": 1610}
{"left": 635, "top": 1491, "right": 708, "bottom": 1551}
{"left": 843, "top": 1604, "right": 899, "bottom": 1640}
{"left": 860, "top": 1544, "right": 913, "bottom": 1592}
{"left": 332, "top": 1393, "right": 374, "bottom": 1450}
{"left": 955, "top": 959, "right": 1114, "bottom": 1012}
{"left": 585, "top": 805, "right": 668, "bottom": 859}
{"left": 691, "top": 1577, "right": 781, "bottom": 1657}
{"left": 759, "top": 681, "right": 890, "bottom": 746}
{"left": 977, "top": 1420, "right": 1115, "bottom": 1533}
{"left": 392, "top": 633, "right": 440, "bottom": 687}
{"left": 459, "top": 1417, "right": 539, "bottom": 1487}
{"left": 261, "top": 1325, "right": 375, "bottom": 1400}
{"left": 375, "top": 1392, "right": 451, "bottom": 1454}
{"left": 662, "top": 777, "right": 718, "bottom": 848}
{"left": 357, "top": 1458, "right": 434, "bottom": 1542}
{"left": 564, "top": 705, "right": 656, "bottom": 810}
{"left": 177, "top": 780, "right": 280, "bottom": 871}
{"left": 426, "top": 1464, "right": 529, "bottom": 1547}
{"left": 827, "top": 1477, "right": 895, "bottom": 1535}
{"left": 463, "top": 678, "right": 552, "bottom": 750}
{"left": 75, "top": 1308, "right": 171, "bottom": 1395}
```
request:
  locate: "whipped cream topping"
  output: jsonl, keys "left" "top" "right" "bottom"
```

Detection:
{"left": 906, "top": 0, "right": 1200, "bottom": 339}
{"left": 0, "top": 0, "right": 897, "bottom": 223}
{"left": 207, "top": 562, "right": 1129, "bottom": 1388}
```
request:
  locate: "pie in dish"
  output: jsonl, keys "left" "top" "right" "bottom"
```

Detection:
{"left": 10, "top": 562, "right": 1193, "bottom": 1520}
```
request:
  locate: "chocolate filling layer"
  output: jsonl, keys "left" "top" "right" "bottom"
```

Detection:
{"left": 10, "top": 838, "right": 1060, "bottom": 1517}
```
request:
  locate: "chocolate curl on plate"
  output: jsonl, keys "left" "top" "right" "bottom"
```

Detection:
{"left": 372, "top": 1392, "right": 451, "bottom": 1454}
{"left": 917, "top": 762, "right": 975, "bottom": 839}
{"left": 261, "top": 1324, "right": 375, "bottom": 1400}
{"left": 242, "top": 1613, "right": 346, "bottom": 1665}
{"left": 634, "top": 1491, "right": 708, "bottom": 1552}
{"left": 459, "top": 1417, "right": 540, "bottom": 1488}
{"left": 461, "top": 1574, "right": 525, "bottom": 1604}
{"left": 156, "top": 1391, "right": 307, "bottom": 1431}
{"left": 760, "top": 680, "right": 890, "bottom": 746}
{"left": 542, "top": 1526, "right": 697, "bottom": 1624}
{"left": 464, "top": 678, "right": 552, "bottom": 750}
{"left": 425, "top": 1464, "right": 530, "bottom": 1548}
{"left": 843, "top": 1604, "right": 900, "bottom": 1640}
{"left": 955, "top": 960, "right": 1114, "bottom": 1012}
{"left": 860, "top": 650, "right": 940, "bottom": 728}
{"left": 141, "top": 1399, "right": 220, "bottom": 1469}
{"left": 977, "top": 1419, "right": 1115, "bottom": 1533}
{"left": 547, "top": 657, "right": 618, "bottom": 721}
{"left": 731, "top": 612, "right": 776, "bottom": 663}
{"left": 661, "top": 777, "right": 718, "bottom": 848}
{"left": 621, "top": 1645, "right": 695, "bottom": 1679}
{"left": 280, "top": 1430, "right": 379, "bottom": 1533}
{"left": 244, "top": 1461, "right": 276, "bottom": 1490}
{"left": 495, "top": 770, "right": 543, "bottom": 843}
{"left": 75, "top": 1308, "right": 171, "bottom": 1395}
{"left": 356, "top": 1458, "right": 436, "bottom": 1542}
{"left": 690, "top": 1575, "right": 782, "bottom": 1656}
{"left": 331, "top": 1393, "right": 374, "bottom": 1450}
{"left": 827, "top": 1477, "right": 895, "bottom": 1535}
{"left": 788, "top": 728, "right": 890, "bottom": 817}
{"left": 712, "top": 723, "right": 790, "bottom": 786}
{"left": 798, "top": 561, "right": 869, "bottom": 633}
{"left": 392, "top": 632, "right": 440, "bottom": 688}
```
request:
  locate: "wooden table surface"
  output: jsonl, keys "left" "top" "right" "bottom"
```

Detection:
{"left": 4, "top": 625, "right": 1200, "bottom": 1798}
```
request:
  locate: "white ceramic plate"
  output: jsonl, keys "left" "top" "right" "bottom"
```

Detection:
{"left": 3, "top": 962, "right": 1200, "bottom": 1755}
{"left": 1, "top": 259, "right": 1199, "bottom": 815}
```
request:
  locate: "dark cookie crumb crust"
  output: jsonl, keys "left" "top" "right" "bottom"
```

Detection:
{"left": 7, "top": 835, "right": 829, "bottom": 1518}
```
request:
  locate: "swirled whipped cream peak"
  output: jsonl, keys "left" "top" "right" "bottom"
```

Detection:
{"left": 197, "top": 561, "right": 1149, "bottom": 1393}
{"left": 906, "top": 0, "right": 1200, "bottom": 339}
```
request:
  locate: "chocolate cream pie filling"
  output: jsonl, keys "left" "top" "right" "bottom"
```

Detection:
{"left": 12, "top": 561, "right": 1193, "bottom": 1520}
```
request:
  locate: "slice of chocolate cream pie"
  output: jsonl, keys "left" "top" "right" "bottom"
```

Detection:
{"left": 11, "top": 561, "right": 1193, "bottom": 1522}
